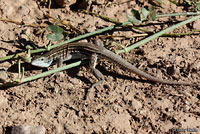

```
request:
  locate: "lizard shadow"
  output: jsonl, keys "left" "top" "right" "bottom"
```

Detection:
{"left": 65, "top": 62, "right": 153, "bottom": 100}
{"left": 7, "top": 63, "right": 48, "bottom": 73}
{"left": 96, "top": 65, "right": 154, "bottom": 84}
{"left": 65, "top": 64, "right": 92, "bottom": 84}
{"left": 66, "top": 63, "right": 154, "bottom": 87}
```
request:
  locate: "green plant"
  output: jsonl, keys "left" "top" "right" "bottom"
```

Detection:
{"left": 184, "top": 0, "right": 200, "bottom": 11}
{"left": 46, "top": 25, "right": 64, "bottom": 41}
{"left": 126, "top": 7, "right": 157, "bottom": 23}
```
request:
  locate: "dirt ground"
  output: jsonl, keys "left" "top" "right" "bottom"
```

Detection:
{"left": 0, "top": 0, "right": 200, "bottom": 134}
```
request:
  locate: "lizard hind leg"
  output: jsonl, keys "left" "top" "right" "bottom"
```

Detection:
{"left": 89, "top": 53, "right": 105, "bottom": 88}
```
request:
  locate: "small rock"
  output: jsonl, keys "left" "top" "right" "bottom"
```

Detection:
{"left": 11, "top": 125, "right": 46, "bottom": 134}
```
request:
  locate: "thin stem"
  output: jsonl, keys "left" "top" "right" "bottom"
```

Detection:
{"left": 20, "top": 61, "right": 82, "bottom": 83}
{"left": 117, "top": 15, "right": 200, "bottom": 54}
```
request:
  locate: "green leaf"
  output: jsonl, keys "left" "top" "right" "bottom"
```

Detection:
{"left": 196, "top": 3, "right": 200, "bottom": 11}
{"left": 149, "top": 10, "right": 157, "bottom": 21}
{"left": 131, "top": 9, "right": 141, "bottom": 21}
{"left": 148, "top": 6, "right": 157, "bottom": 21}
{"left": 48, "top": 25, "right": 63, "bottom": 33}
{"left": 126, "top": 9, "right": 141, "bottom": 23}
{"left": 126, "top": 14, "right": 141, "bottom": 23}
{"left": 46, "top": 33, "right": 64, "bottom": 41}
{"left": 47, "top": 25, "right": 64, "bottom": 41}
{"left": 141, "top": 8, "right": 149, "bottom": 20}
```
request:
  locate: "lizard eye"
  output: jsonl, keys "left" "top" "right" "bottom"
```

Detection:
{"left": 40, "top": 58, "right": 44, "bottom": 61}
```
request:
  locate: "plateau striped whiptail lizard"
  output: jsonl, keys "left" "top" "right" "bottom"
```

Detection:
{"left": 31, "top": 40, "right": 198, "bottom": 87}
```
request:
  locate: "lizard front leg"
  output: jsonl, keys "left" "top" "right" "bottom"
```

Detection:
{"left": 89, "top": 53, "right": 104, "bottom": 88}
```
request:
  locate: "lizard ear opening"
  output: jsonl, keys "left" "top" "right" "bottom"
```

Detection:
{"left": 47, "top": 59, "right": 52, "bottom": 64}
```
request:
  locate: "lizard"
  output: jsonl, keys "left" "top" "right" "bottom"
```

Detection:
{"left": 31, "top": 40, "right": 198, "bottom": 87}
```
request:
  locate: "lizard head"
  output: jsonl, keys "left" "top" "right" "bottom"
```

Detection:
{"left": 31, "top": 56, "right": 53, "bottom": 68}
